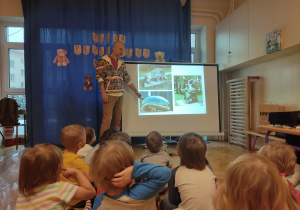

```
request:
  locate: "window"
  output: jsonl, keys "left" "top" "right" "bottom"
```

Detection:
{"left": 191, "top": 33, "right": 196, "bottom": 48}
{"left": 10, "top": 74, "right": 15, "bottom": 82}
{"left": 10, "top": 60, "right": 15, "bottom": 68}
{"left": 5, "top": 26, "right": 24, "bottom": 43}
{"left": 191, "top": 25, "right": 206, "bottom": 63}
{"left": 191, "top": 53, "right": 195, "bottom": 63}
{"left": 9, "top": 49, "right": 25, "bottom": 88}
{"left": 1, "top": 23, "right": 25, "bottom": 125}
{"left": 191, "top": 31, "right": 200, "bottom": 63}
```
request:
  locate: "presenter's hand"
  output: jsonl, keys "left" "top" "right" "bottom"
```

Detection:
{"left": 102, "top": 93, "right": 109, "bottom": 104}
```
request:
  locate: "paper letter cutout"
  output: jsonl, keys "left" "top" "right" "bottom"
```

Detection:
{"left": 99, "top": 34, "right": 104, "bottom": 44}
{"left": 74, "top": 45, "right": 82, "bottom": 55}
{"left": 93, "top": 33, "right": 98, "bottom": 43}
{"left": 83, "top": 45, "right": 90, "bottom": 55}
{"left": 143, "top": 49, "right": 150, "bottom": 58}
{"left": 135, "top": 48, "right": 142, "bottom": 58}
{"left": 106, "top": 46, "right": 110, "bottom": 55}
{"left": 99, "top": 47, "right": 105, "bottom": 56}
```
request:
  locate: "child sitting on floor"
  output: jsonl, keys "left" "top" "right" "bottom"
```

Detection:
{"left": 84, "top": 128, "right": 119, "bottom": 165}
{"left": 109, "top": 131, "right": 132, "bottom": 146}
{"left": 16, "top": 144, "right": 95, "bottom": 209}
{"left": 138, "top": 131, "right": 174, "bottom": 169}
{"left": 257, "top": 141, "right": 300, "bottom": 205}
{"left": 77, "top": 127, "right": 96, "bottom": 158}
{"left": 59, "top": 124, "right": 92, "bottom": 208}
{"left": 213, "top": 154, "right": 300, "bottom": 210}
{"left": 161, "top": 132, "right": 216, "bottom": 210}
{"left": 90, "top": 140, "right": 171, "bottom": 210}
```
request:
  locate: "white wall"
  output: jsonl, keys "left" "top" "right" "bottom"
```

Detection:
{"left": 221, "top": 52, "right": 300, "bottom": 142}
{"left": 0, "top": 0, "right": 23, "bottom": 17}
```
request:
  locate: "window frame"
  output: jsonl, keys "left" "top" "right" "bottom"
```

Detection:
{"left": 191, "top": 28, "right": 201, "bottom": 63}
{"left": 0, "top": 22, "right": 25, "bottom": 98}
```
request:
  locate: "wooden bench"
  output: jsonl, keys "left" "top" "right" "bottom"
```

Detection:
{"left": 243, "top": 130, "right": 285, "bottom": 153}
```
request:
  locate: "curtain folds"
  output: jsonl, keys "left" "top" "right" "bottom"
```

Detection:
{"left": 21, "top": 0, "right": 191, "bottom": 146}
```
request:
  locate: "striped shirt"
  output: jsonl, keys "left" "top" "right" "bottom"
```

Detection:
{"left": 96, "top": 55, "right": 132, "bottom": 97}
{"left": 16, "top": 182, "right": 79, "bottom": 210}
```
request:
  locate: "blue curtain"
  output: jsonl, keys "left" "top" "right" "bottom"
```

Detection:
{"left": 21, "top": 0, "right": 191, "bottom": 146}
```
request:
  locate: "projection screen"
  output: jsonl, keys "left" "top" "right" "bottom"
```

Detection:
{"left": 122, "top": 62, "right": 221, "bottom": 137}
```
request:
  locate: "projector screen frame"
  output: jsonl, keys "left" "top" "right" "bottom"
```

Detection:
{"left": 122, "top": 61, "right": 222, "bottom": 138}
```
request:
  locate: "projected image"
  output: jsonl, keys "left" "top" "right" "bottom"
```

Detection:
{"left": 138, "top": 64, "right": 172, "bottom": 90}
{"left": 139, "top": 91, "right": 173, "bottom": 114}
{"left": 174, "top": 75, "right": 203, "bottom": 106}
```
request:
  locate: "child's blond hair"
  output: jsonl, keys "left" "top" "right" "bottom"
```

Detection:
{"left": 145, "top": 131, "right": 163, "bottom": 153}
{"left": 90, "top": 140, "right": 134, "bottom": 191}
{"left": 18, "top": 144, "right": 62, "bottom": 196}
{"left": 213, "top": 154, "right": 297, "bottom": 210}
{"left": 257, "top": 141, "right": 296, "bottom": 176}
{"left": 177, "top": 132, "right": 207, "bottom": 170}
{"left": 257, "top": 141, "right": 299, "bottom": 209}
{"left": 60, "top": 124, "right": 86, "bottom": 150}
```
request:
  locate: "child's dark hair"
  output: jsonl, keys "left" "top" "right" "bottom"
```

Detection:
{"left": 85, "top": 127, "right": 95, "bottom": 144}
{"left": 146, "top": 131, "right": 163, "bottom": 153}
{"left": 100, "top": 128, "right": 119, "bottom": 144}
{"left": 18, "top": 144, "right": 62, "bottom": 196}
{"left": 178, "top": 132, "right": 207, "bottom": 170}
{"left": 110, "top": 132, "right": 132, "bottom": 146}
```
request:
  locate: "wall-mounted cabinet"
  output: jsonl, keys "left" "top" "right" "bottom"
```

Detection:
{"left": 215, "top": 17, "right": 230, "bottom": 70}
{"left": 216, "top": 0, "right": 300, "bottom": 71}
{"left": 273, "top": 0, "right": 300, "bottom": 49}
{"left": 216, "top": 3, "right": 248, "bottom": 71}
{"left": 229, "top": 3, "right": 248, "bottom": 66}
{"left": 248, "top": 0, "right": 273, "bottom": 60}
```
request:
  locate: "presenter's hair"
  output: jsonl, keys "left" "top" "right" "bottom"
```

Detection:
{"left": 213, "top": 154, "right": 296, "bottom": 210}
{"left": 19, "top": 144, "right": 63, "bottom": 196}
{"left": 177, "top": 132, "right": 206, "bottom": 170}
{"left": 110, "top": 132, "right": 132, "bottom": 146}
{"left": 90, "top": 140, "right": 135, "bottom": 191}
{"left": 60, "top": 124, "right": 86, "bottom": 149}
{"left": 146, "top": 131, "right": 163, "bottom": 153}
{"left": 85, "top": 127, "right": 96, "bottom": 145}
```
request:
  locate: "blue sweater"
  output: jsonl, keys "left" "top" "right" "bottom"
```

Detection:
{"left": 93, "top": 161, "right": 171, "bottom": 210}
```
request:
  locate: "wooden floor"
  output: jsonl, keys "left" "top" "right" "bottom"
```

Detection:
{"left": 0, "top": 140, "right": 250, "bottom": 184}
{"left": 131, "top": 140, "right": 250, "bottom": 184}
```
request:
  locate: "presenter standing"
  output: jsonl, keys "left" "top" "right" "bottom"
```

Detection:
{"left": 96, "top": 41, "right": 141, "bottom": 141}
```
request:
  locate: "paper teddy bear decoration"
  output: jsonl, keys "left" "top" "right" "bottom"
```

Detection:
{"left": 154, "top": 51, "right": 165, "bottom": 63}
{"left": 84, "top": 76, "right": 93, "bottom": 91}
{"left": 53, "top": 49, "right": 70, "bottom": 66}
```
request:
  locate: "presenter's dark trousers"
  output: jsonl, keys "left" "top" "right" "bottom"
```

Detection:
{"left": 99, "top": 95, "right": 123, "bottom": 141}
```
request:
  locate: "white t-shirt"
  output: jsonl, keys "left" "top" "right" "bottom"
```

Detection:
{"left": 84, "top": 144, "right": 100, "bottom": 165}
{"left": 175, "top": 166, "right": 216, "bottom": 210}
{"left": 77, "top": 144, "right": 93, "bottom": 158}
